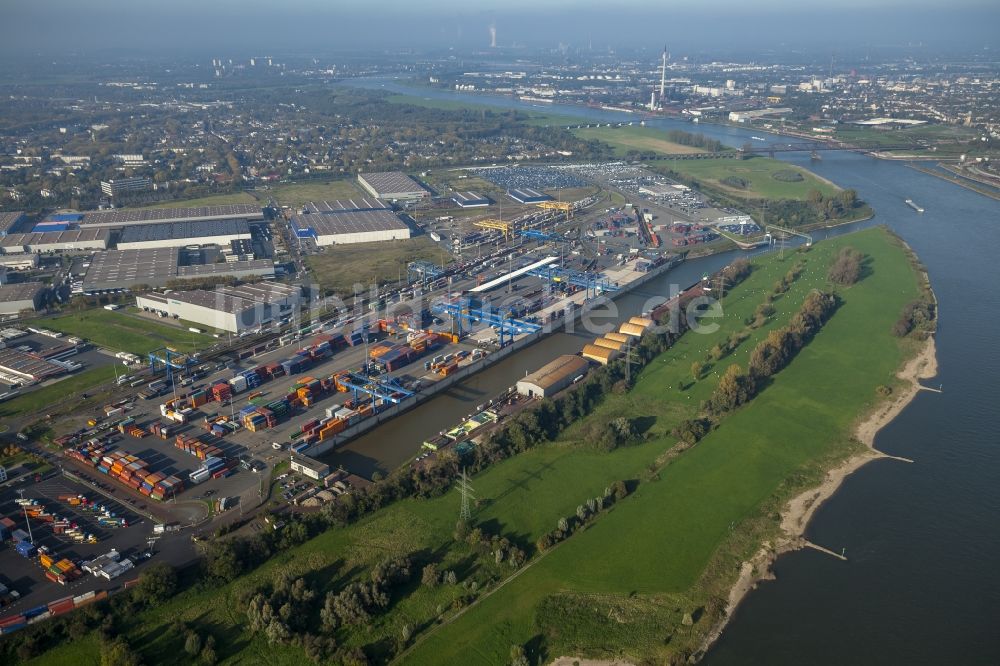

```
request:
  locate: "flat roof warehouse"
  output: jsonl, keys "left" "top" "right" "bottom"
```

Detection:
{"left": 357, "top": 171, "right": 429, "bottom": 200}
{"left": 117, "top": 219, "right": 252, "bottom": 247}
{"left": 304, "top": 197, "right": 389, "bottom": 214}
{"left": 76, "top": 204, "right": 263, "bottom": 228}
{"left": 291, "top": 209, "right": 413, "bottom": 246}
{"left": 82, "top": 247, "right": 274, "bottom": 291}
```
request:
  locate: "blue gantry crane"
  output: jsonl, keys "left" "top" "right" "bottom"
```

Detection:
{"left": 335, "top": 371, "right": 415, "bottom": 412}
{"left": 517, "top": 229, "right": 569, "bottom": 243}
{"left": 526, "top": 263, "right": 618, "bottom": 299}
{"left": 148, "top": 347, "right": 193, "bottom": 383}
{"left": 431, "top": 299, "right": 542, "bottom": 347}
{"left": 407, "top": 260, "right": 446, "bottom": 286}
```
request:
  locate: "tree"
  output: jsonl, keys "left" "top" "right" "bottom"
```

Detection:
{"left": 828, "top": 247, "right": 864, "bottom": 285}
{"left": 710, "top": 364, "right": 756, "bottom": 413}
{"left": 421, "top": 563, "right": 440, "bottom": 588}
{"left": 807, "top": 189, "right": 825, "bottom": 206}
{"left": 100, "top": 638, "right": 141, "bottom": 666}
{"left": 133, "top": 563, "right": 177, "bottom": 605}
{"left": 557, "top": 517, "right": 569, "bottom": 533}
{"left": 838, "top": 189, "right": 858, "bottom": 209}
{"left": 184, "top": 632, "right": 202, "bottom": 656}
{"left": 691, "top": 360, "right": 706, "bottom": 381}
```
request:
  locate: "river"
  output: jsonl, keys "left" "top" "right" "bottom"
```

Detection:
{"left": 336, "top": 78, "right": 1000, "bottom": 664}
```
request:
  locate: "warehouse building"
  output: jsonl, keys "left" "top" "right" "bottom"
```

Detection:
{"left": 0, "top": 228, "right": 109, "bottom": 254}
{"left": 451, "top": 191, "right": 491, "bottom": 208}
{"left": 136, "top": 283, "right": 299, "bottom": 333}
{"left": 117, "top": 219, "right": 252, "bottom": 250}
{"left": 0, "top": 347, "right": 67, "bottom": 384}
{"left": 76, "top": 204, "right": 263, "bottom": 229}
{"left": 0, "top": 282, "right": 46, "bottom": 315}
{"left": 516, "top": 354, "right": 591, "bottom": 398}
{"left": 582, "top": 344, "right": 618, "bottom": 365}
{"left": 82, "top": 247, "right": 274, "bottom": 292}
{"left": 290, "top": 454, "right": 331, "bottom": 481}
{"left": 290, "top": 210, "right": 412, "bottom": 246}
{"left": 357, "top": 172, "right": 429, "bottom": 201}
{"left": 0, "top": 212, "right": 26, "bottom": 237}
{"left": 100, "top": 177, "right": 152, "bottom": 198}
{"left": 0, "top": 254, "right": 39, "bottom": 270}
{"left": 303, "top": 197, "right": 389, "bottom": 214}
{"left": 593, "top": 337, "right": 625, "bottom": 352}
{"left": 507, "top": 187, "right": 552, "bottom": 204}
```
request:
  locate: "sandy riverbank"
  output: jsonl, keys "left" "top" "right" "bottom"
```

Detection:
{"left": 697, "top": 334, "right": 939, "bottom": 659}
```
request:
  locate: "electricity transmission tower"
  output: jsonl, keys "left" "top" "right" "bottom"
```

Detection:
{"left": 457, "top": 468, "right": 475, "bottom": 522}
{"left": 624, "top": 336, "right": 640, "bottom": 384}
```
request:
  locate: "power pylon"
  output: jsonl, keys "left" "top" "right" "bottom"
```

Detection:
{"left": 457, "top": 468, "right": 475, "bottom": 522}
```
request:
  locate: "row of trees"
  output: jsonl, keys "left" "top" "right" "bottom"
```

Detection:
{"left": 665, "top": 130, "right": 727, "bottom": 153}
{"left": 535, "top": 481, "right": 630, "bottom": 553}
{"left": 706, "top": 290, "right": 839, "bottom": 415}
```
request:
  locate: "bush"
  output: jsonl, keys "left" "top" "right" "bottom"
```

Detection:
{"left": 828, "top": 247, "right": 865, "bottom": 286}
{"left": 721, "top": 176, "right": 750, "bottom": 189}
{"left": 772, "top": 169, "right": 804, "bottom": 182}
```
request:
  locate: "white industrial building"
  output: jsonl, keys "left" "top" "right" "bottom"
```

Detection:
{"left": 291, "top": 210, "right": 412, "bottom": 246}
{"left": 516, "top": 354, "right": 590, "bottom": 398}
{"left": 77, "top": 204, "right": 263, "bottom": 229}
{"left": 0, "top": 228, "right": 109, "bottom": 254}
{"left": 452, "top": 191, "right": 491, "bottom": 208}
{"left": 357, "top": 172, "right": 429, "bottom": 201}
{"left": 116, "top": 219, "right": 252, "bottom": 250}
{"left": 0, "top": 282, "right": 46, "bottom": 315}
{"left": 100, "top": 177, "right": 151, "bottom": 197}
{"left": 136, "top": 283, "right": 300, "bottom": 333}
{"left": 82, "top": 247, "right": 274, "bottom": 291}
{"left": 290, "top": 454, "right": 330, "bottom": 481}
{"left": 0, "top": 254, "right": 39, "bottom": 270}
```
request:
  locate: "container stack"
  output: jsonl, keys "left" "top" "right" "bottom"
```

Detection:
{"left": 204, "top": 456, "right": 231, "bottom": 479}
{"left": 148, "top": 421, "right": 172, "bottom": 439}
{"left": 211, "top": 382, "right": 232, "bottom": 403}
{"left": 175, "top": 434, "right": 223, "bottom": 461}
{"left": 281, "top": 355, "right": 309, "bottom": 376}
{"left": 262, "top": 362, "right": 285, "bottom": 379}
{"left": 318, "top": 417, "right": 346, "bottom": 441}
{"left": 189, "top": 388, "right": 210, "bottom": 408}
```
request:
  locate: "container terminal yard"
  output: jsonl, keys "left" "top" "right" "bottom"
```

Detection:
{"left": 0, "top": 165, "right": 754, "bottom": 628}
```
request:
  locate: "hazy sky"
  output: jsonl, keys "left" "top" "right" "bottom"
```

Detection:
{"left": 2, "top": 0, "right": 998, "bottom": 56}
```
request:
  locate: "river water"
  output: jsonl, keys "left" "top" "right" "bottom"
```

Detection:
{"left": 337, "top": 79, "right": 1000, "bottom": 664}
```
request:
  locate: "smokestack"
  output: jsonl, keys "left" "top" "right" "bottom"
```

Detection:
{"left": 489, "top": 22, "right": 497, "bottom": 48}
{"left": 660, "top": 46, "right": 667, "bottom": 103}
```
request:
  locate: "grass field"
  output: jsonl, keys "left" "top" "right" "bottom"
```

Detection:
{"left": 134, "top": 192, "right": 258, "bottom": 209}
{"left": 657, "top": 155, "right": 840, "bottom": 200}
{"left": 0, "top": 365, "right": 118, "bottom": 419}
{"left": 13, "top": 229, "right": 923, "bottom": 665}
{"left": 44, "top": 309, "right": 215, "bottom": 355}
{"left": 402, "top": 227, "right": 921, "bottom": 664}
{"left": 386, "top": 93, "right": 582, "bottom": 127}
{"left": 832, "top": 123, "right": 978, "bottom": 147}
{"left": 304, "top": 236, "right": 448, "bottom": 296}
{"left": 267, "top": 179, "right": 365, "bottom": 209}
{"left": 573, "top": 125, "right": 728, "bottom": 156}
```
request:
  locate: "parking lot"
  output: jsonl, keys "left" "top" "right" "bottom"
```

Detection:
{"left": 0, "top": 472, "right": 195, "bottom": 619}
